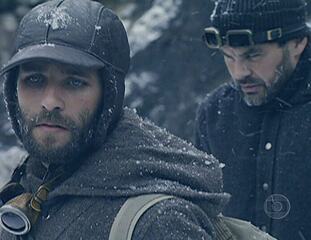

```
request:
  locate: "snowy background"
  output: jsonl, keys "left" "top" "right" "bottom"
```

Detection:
{"left": 0, "top": 0, "right": 311, "bottom": 187}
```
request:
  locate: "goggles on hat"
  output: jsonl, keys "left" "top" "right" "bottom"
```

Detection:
{"left": 203, "top": 27, "right": 284, "bottom": 49}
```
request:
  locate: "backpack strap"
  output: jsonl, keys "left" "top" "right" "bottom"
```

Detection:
{"left": 109, "top": 194, "right": 276, "bottom": 240}
{"left": 109, "top": 194, "right": 174, "bottom": 240}
{"left": 211, "top": 216, "right": 237, "bottom": 240}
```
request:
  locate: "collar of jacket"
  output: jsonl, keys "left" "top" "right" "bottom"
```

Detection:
{"left": 275, "top": 41, "right": 311, "bottom": 108}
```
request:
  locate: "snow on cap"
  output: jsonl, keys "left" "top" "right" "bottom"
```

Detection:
{"left": 0, "top": 0, "right": 130, "bottom": 75}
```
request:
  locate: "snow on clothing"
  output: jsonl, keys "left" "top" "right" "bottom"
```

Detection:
{"left": 0, "top": 108, "right": 229, "bottom": 240}
{"left": 195, "top": 44, "right": 311, "bottom": 240}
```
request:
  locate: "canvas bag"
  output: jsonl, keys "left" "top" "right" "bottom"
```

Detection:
{"left": 109, "top": 194, "right": 278, "bottom": 240}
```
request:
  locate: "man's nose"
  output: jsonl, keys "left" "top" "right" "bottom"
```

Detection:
{"left": 233, "top": 61, "right": 252, "bottom": 81}
{"left": 41, "top": 87, "right": 65, "bottom": 112}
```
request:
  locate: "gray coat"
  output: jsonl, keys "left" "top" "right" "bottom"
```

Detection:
{"left": 1, "top": 108, "right": 229, "bottom": 240}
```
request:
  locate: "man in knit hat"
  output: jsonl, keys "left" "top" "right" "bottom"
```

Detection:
{"left": 195, "top": 0, "right": 311, "bottom": 239}
{"left": 0, "top": 0, "right": 230, "bottom": 239}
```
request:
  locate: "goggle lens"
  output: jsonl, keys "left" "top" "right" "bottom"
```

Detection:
{"left": 1, "top": 212, "right": 26, "bottom": 232}
{"left": 204, "top": 32, "right": 219, "bottom": 48}
{"left": 203, "top": 27, "right": 256, "bottom": 48}
{"left": 227, "top": 33, "right": 252, "bottom": 47}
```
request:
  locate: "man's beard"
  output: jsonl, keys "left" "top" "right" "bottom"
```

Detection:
{"left": 17, "top": 107, "right": 97, "bottom": 167}
{"left": 232, "top": 47, "right": 294, "bottom": 106}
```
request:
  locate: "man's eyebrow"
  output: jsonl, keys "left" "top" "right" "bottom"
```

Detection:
{"left": 20, "top": 62, "right": 92, "bottom": 78}
{"left": 20, "top": 62, "right": 48, "bottom": 72}
{"left": 240, "top": 47, "right": 262, "bottom": 58}
{"left": 220, "top": 50, "right": 232, "bottom": 57}
{"left": 61, "top": 67, "right": 90, "bottom": 78}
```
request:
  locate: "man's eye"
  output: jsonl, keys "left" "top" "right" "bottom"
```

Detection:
{"left": 24, "top": 74, "right": 44, "bottom": 87}
{"left": 247, "top": 53, "right": 261, "bottom": 60}
{"left": 224, "top": 54, "right": 234, "bottom": 62}
{"left": 67, "top": 78, "right": 87, "bottom": 88}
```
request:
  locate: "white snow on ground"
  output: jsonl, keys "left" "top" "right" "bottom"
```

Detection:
{"left": 127, "top": 0, "right": 183, "bottom": 56}
{"left": 123, "top": 0, "right": 182, "bottom": 96}
{"left": 125, "top": 71, "right": 158, "bottom": 107}
{"left": 0, "top": 147, "right": 26, "bottom": 188}
{"left": 125, "top": 71, "right": 158, "bottom": 98}
{"left": 118, "top": 3, "right": 137, "bottom": 30}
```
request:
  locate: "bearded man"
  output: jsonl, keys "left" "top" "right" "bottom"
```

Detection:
{"left": 195, "top": 0, "right": 311, "bottom": 239}
{"left": 0, "top": 0, "right": 230, "bottom": 239}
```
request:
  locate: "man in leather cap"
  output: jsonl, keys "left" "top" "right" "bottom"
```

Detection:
{"left": 0, "top": 0, "right": 230, "bottom": 239}
{"left": 195, "top": 0, "right": 311, "bottom": 239}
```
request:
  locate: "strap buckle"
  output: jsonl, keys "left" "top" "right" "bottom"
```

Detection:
{"left": 267, "top": 28, "right": 282, "bottom": 41}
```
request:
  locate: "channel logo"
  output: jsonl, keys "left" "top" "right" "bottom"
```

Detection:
{"left": 264, "top": 194, "right": 290, "bottom": 220}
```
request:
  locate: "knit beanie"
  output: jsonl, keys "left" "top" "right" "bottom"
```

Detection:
{"left": 209, "top": 0, "right": 308, "bottom": 46}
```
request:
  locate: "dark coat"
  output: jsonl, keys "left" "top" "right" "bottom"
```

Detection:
{"left": 195, "top": 45, "right": 311, "bottom": 240}
{"left": 1, "top": 108, "right": 229, "bottom": 240}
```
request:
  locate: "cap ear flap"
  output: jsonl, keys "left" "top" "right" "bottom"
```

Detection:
{"left": 83, "top": 66, "right": 124, "bottom": 150}
{"left": 98, "top": 66, "right": 124, "bottom": 135}
{"left": 3, "top": 67, "right": 23, "bottom": 141}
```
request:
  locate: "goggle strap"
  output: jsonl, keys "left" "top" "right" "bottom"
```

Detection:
{"left": 253, "top": 23, "right": 307, "bottom": 44}
{"left": 203, "top": 24, "right": 308, "bottom": 48}
{"left": 28, "top": 171, "right": 65, "bottom": 213}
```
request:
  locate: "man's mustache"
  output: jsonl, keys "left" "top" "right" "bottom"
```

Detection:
{"left": 235, "top": 77, "right": 264, "bottom": 85}
{"left": 28, "top": 110, "right": 76, "bottom": 131}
